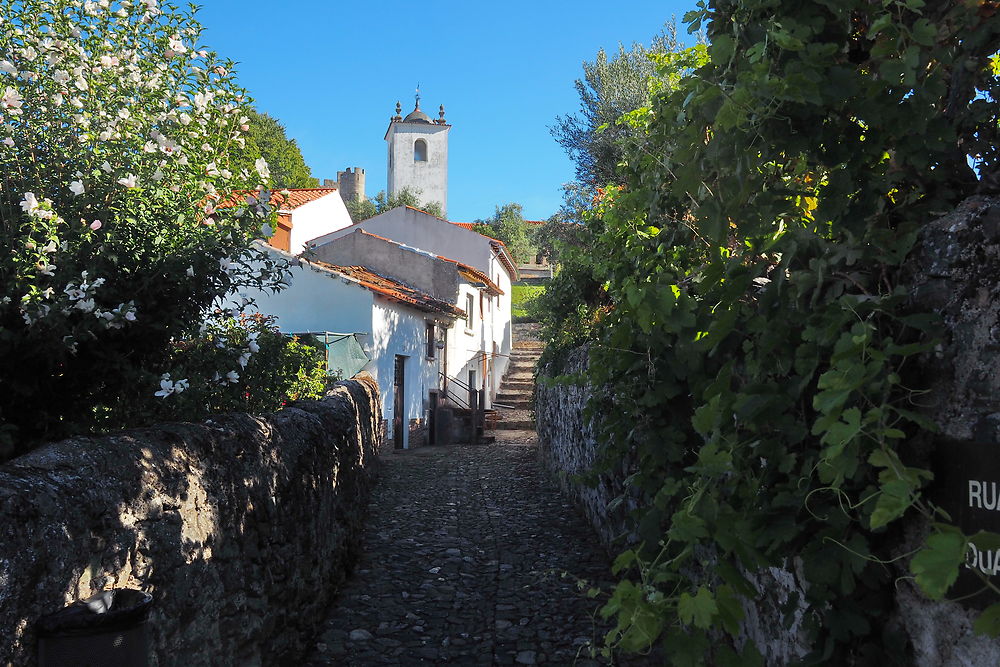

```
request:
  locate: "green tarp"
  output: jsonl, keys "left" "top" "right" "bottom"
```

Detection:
{"left": 291, "top": 332, "right": 370, "bottom": 380}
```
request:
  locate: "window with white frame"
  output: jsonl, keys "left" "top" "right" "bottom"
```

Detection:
{"left": 465, "top": 293, "right": 474, "bottom": 330}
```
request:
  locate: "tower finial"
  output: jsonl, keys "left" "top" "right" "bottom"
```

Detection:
{"left": 415, "top": 83, "right": 421, "bottom": 110}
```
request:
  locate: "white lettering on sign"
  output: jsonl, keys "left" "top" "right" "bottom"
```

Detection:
{"left": 966, "top": 543, "right": 1000, "bottom": 576}
{"left": 969, "top": 480, "right": 1000, "bottom": 510}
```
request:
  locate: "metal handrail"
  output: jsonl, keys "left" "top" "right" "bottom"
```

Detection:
{"left": 438, "top": 371, "right": 472, "bottom": 409}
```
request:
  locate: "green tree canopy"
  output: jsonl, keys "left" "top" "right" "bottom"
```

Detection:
{"left": 242, "top": 110, "right": 318, "bottom": 189}
{"left": 345, "top": 187, "right": 443, "bottom": 222}
{"left": 473, "top": 203, "right": 533, "bottom": 265}
{"left": 551, "top": 23, "right": 684, "bottom": 187}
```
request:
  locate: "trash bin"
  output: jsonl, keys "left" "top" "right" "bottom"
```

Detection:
{"left": 37, "top": 589, "right": 153, "bottom": 667}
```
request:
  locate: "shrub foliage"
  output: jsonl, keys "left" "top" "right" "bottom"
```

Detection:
{"left": 0, "top": 0, "right": 318, "bottom": 457}
{"left": 541, "top": 0, "right": 1000, "bottom": 662}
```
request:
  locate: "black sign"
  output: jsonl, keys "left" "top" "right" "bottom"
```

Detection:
{"left": 931, "top": 437, "right": 1000, "bottom": 609}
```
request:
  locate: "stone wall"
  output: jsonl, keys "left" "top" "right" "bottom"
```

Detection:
{"left": 535, "top": 346, "right": 633, "bottom": 551}
{"left": 534, "top": 196, "right": 1000, "bottom": 665}
{"left": 0, "top": 375, "right": 382, "bottom": 667}
{"left": 893, "top": 195, "right": 1000, "bottom": 665}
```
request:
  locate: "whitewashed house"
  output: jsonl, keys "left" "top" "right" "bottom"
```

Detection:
{"left": 262, "top": 187, "right": 353, "bottom": 255}
{"left": 306, "top": 205, "right": 519, "bottom": 396}
{"left": 308, "top": 228, "right": 508, "bottom": 411}
{"left": 241, "top": 242, "right": 467, "bottom": 450}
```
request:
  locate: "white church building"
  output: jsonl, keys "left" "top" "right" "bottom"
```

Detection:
{"left": 386, "top": 93, "right": 450, "bottom": 217}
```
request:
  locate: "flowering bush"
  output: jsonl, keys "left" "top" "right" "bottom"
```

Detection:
{"left": 144, "top": 313, "right": 331, "bottom": 422}
{"left": 0, "top": 0, "right": 293, "bottom": 458}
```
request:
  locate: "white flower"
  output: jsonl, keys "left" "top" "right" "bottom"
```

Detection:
{"left": 167, "top": 35, "right": 187, "bottom": 55}
{"left": 186, "top": 265, "right": 195, "bottom": 277}
{"left": 53, "top": 69, "right": 70, "bottom": 85}
{"left": 2, "top": 137, "right": 12, "bottom": 147}
{"left": 1, "top": 87, "right": 23, "bottom": 112}
{"left": 254, "top": 158, "right": 270, "bottom": 180}
{"left": 69, "top": 180, "right": 85, "bottom": 196}
{"left": 19, "top": 192, "right": 38, "bottom": 213}
{"left": 101, "top": 161, "right": 112, "bottom": 173}
{"left": 38, "top": 263, "right": 56, "bottom": 276}
{"left": 21, "top": 46, "right": 36, "bottom": 62}
{"left": 117, "top": 173, "right": 137, "bottom": 188}
{"left": 0, "top": 60, "right": 15, "bottom": 75}
{"left": 248, "top": 340, "right": 260, "bottom": 353}
{"left": 51, "top": 93, "right": 63, "bottom": 106}
{"left": 154, "top": 373, "right": 186, "bottom": 397}
{"left": 98, "top": 130, "right": 112, "bottom": 141}
{"left": 152, "top": 168, "right": 164, "bottom": 182}
{"left": 219, "top": 257, "right": 234, "bottom": 272}
{"left": 90, "top": 220, "right": 102, "bottom": 230}
{"left": 226, "top": 370, "right": 239, "bottom": 383}
{"left": 75, "top": 298, "right": 96, "bottom": 312}
{"left": 237, "top": 352, "right": 250, "bottom": 368}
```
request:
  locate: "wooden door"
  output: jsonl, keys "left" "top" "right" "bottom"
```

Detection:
{"left": 393, "top": 355, "right": 405, "bottom": 449}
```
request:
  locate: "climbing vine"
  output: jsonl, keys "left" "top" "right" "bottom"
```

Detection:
{"left": 541, "top": 0, "right": 1000, "bottom": 662}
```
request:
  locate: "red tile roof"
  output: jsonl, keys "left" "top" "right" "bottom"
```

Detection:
{"left": 271, "top": 188, "right": 338, "bottom": 210}
{"left": 355, "top": 230, "right": 504, "bottom": 295}
{"left": 218, "top": 187, "right": 339, "bottom": 211}
{"left": 312, "top": 261, "right": 465, "bottom": 317}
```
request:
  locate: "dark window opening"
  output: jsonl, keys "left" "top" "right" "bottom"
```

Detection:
{"left": 414, "top": 139, "right": 428, "bottom": 162}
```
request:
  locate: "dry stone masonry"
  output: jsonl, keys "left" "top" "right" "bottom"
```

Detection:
{"left": 0, "top": 376, "right": 381, "bottom": 666}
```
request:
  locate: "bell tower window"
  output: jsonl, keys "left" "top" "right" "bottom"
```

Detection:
{"left": 414, "top": 139, "right": 428, "bottom": 162}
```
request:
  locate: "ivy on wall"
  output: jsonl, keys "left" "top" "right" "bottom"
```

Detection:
{"left": 539, "top": 0, "right": 1000, "bottom": 662}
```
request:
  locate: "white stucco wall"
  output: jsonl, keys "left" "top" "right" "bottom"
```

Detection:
{"left": 239, "top": 260, "right": 373, "bottom": 335}
{"left": 368, "top": 298, "right": 445, "bottom": 450}
{"left": 286, "top": 191, "right": 353, "bottom": 255}
{"left": 308, "top": 207, "right": 517, "bottom": 402}
{"left": 386, "top": 122, "right": 449, "bottom": 217}
{"left": 233, "top": 245, "right": 452, "bottom": 449}
{"left": 309, "top": 207, "right": 495, "bottom": 276}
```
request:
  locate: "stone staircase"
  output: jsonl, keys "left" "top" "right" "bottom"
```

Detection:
{"left": 491, "top": 324, "right": 544, "bottom": 432}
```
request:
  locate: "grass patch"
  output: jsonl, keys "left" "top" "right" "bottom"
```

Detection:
{"left": 512, "top": 284, "right": 546, "bottom": 321}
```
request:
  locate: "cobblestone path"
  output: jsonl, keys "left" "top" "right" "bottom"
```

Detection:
{"left": 305, "top": 433, "right": 639, "bottom": 666}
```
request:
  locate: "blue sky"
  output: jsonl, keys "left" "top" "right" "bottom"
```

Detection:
{"left": 196, "top": 1, "right": 698, "bottom": 222}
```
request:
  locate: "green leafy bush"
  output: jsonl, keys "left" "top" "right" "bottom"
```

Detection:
{"left": 145, "top": 313, "right": 330, "bottom": 422}
{"left": 511, "top": 284, "right": 545, "bottom": 321}
{"left": 545, "top": 0, "right": 1000, "bottom": 662}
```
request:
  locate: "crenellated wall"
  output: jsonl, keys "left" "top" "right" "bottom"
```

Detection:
{"left": 0, "top": 375, "right": 382, "bottom": 666}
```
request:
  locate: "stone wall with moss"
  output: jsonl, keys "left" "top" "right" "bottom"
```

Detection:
{"left": 0, "top": 375, "right": 381, "bottom": 666}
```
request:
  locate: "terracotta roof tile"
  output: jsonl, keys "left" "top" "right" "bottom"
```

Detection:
{"left": 312, "top": 261, "right": 465, "bottom": 317}
{"left": 220, "top": 187, "right": 338, "bottom": 211}
{"left": 271, "top": 188, "right": 338, "bottom": 210}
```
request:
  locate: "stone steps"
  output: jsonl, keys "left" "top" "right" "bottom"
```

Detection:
{"left": 496, "top": 392, "right": 531, "bottom": 404}
{"left": 494, "top": 419, "right": 535, "bottom": 430}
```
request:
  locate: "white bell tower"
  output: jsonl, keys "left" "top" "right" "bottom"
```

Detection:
{"left": 385, "top": 89, "right": 450, "bottom": 217}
